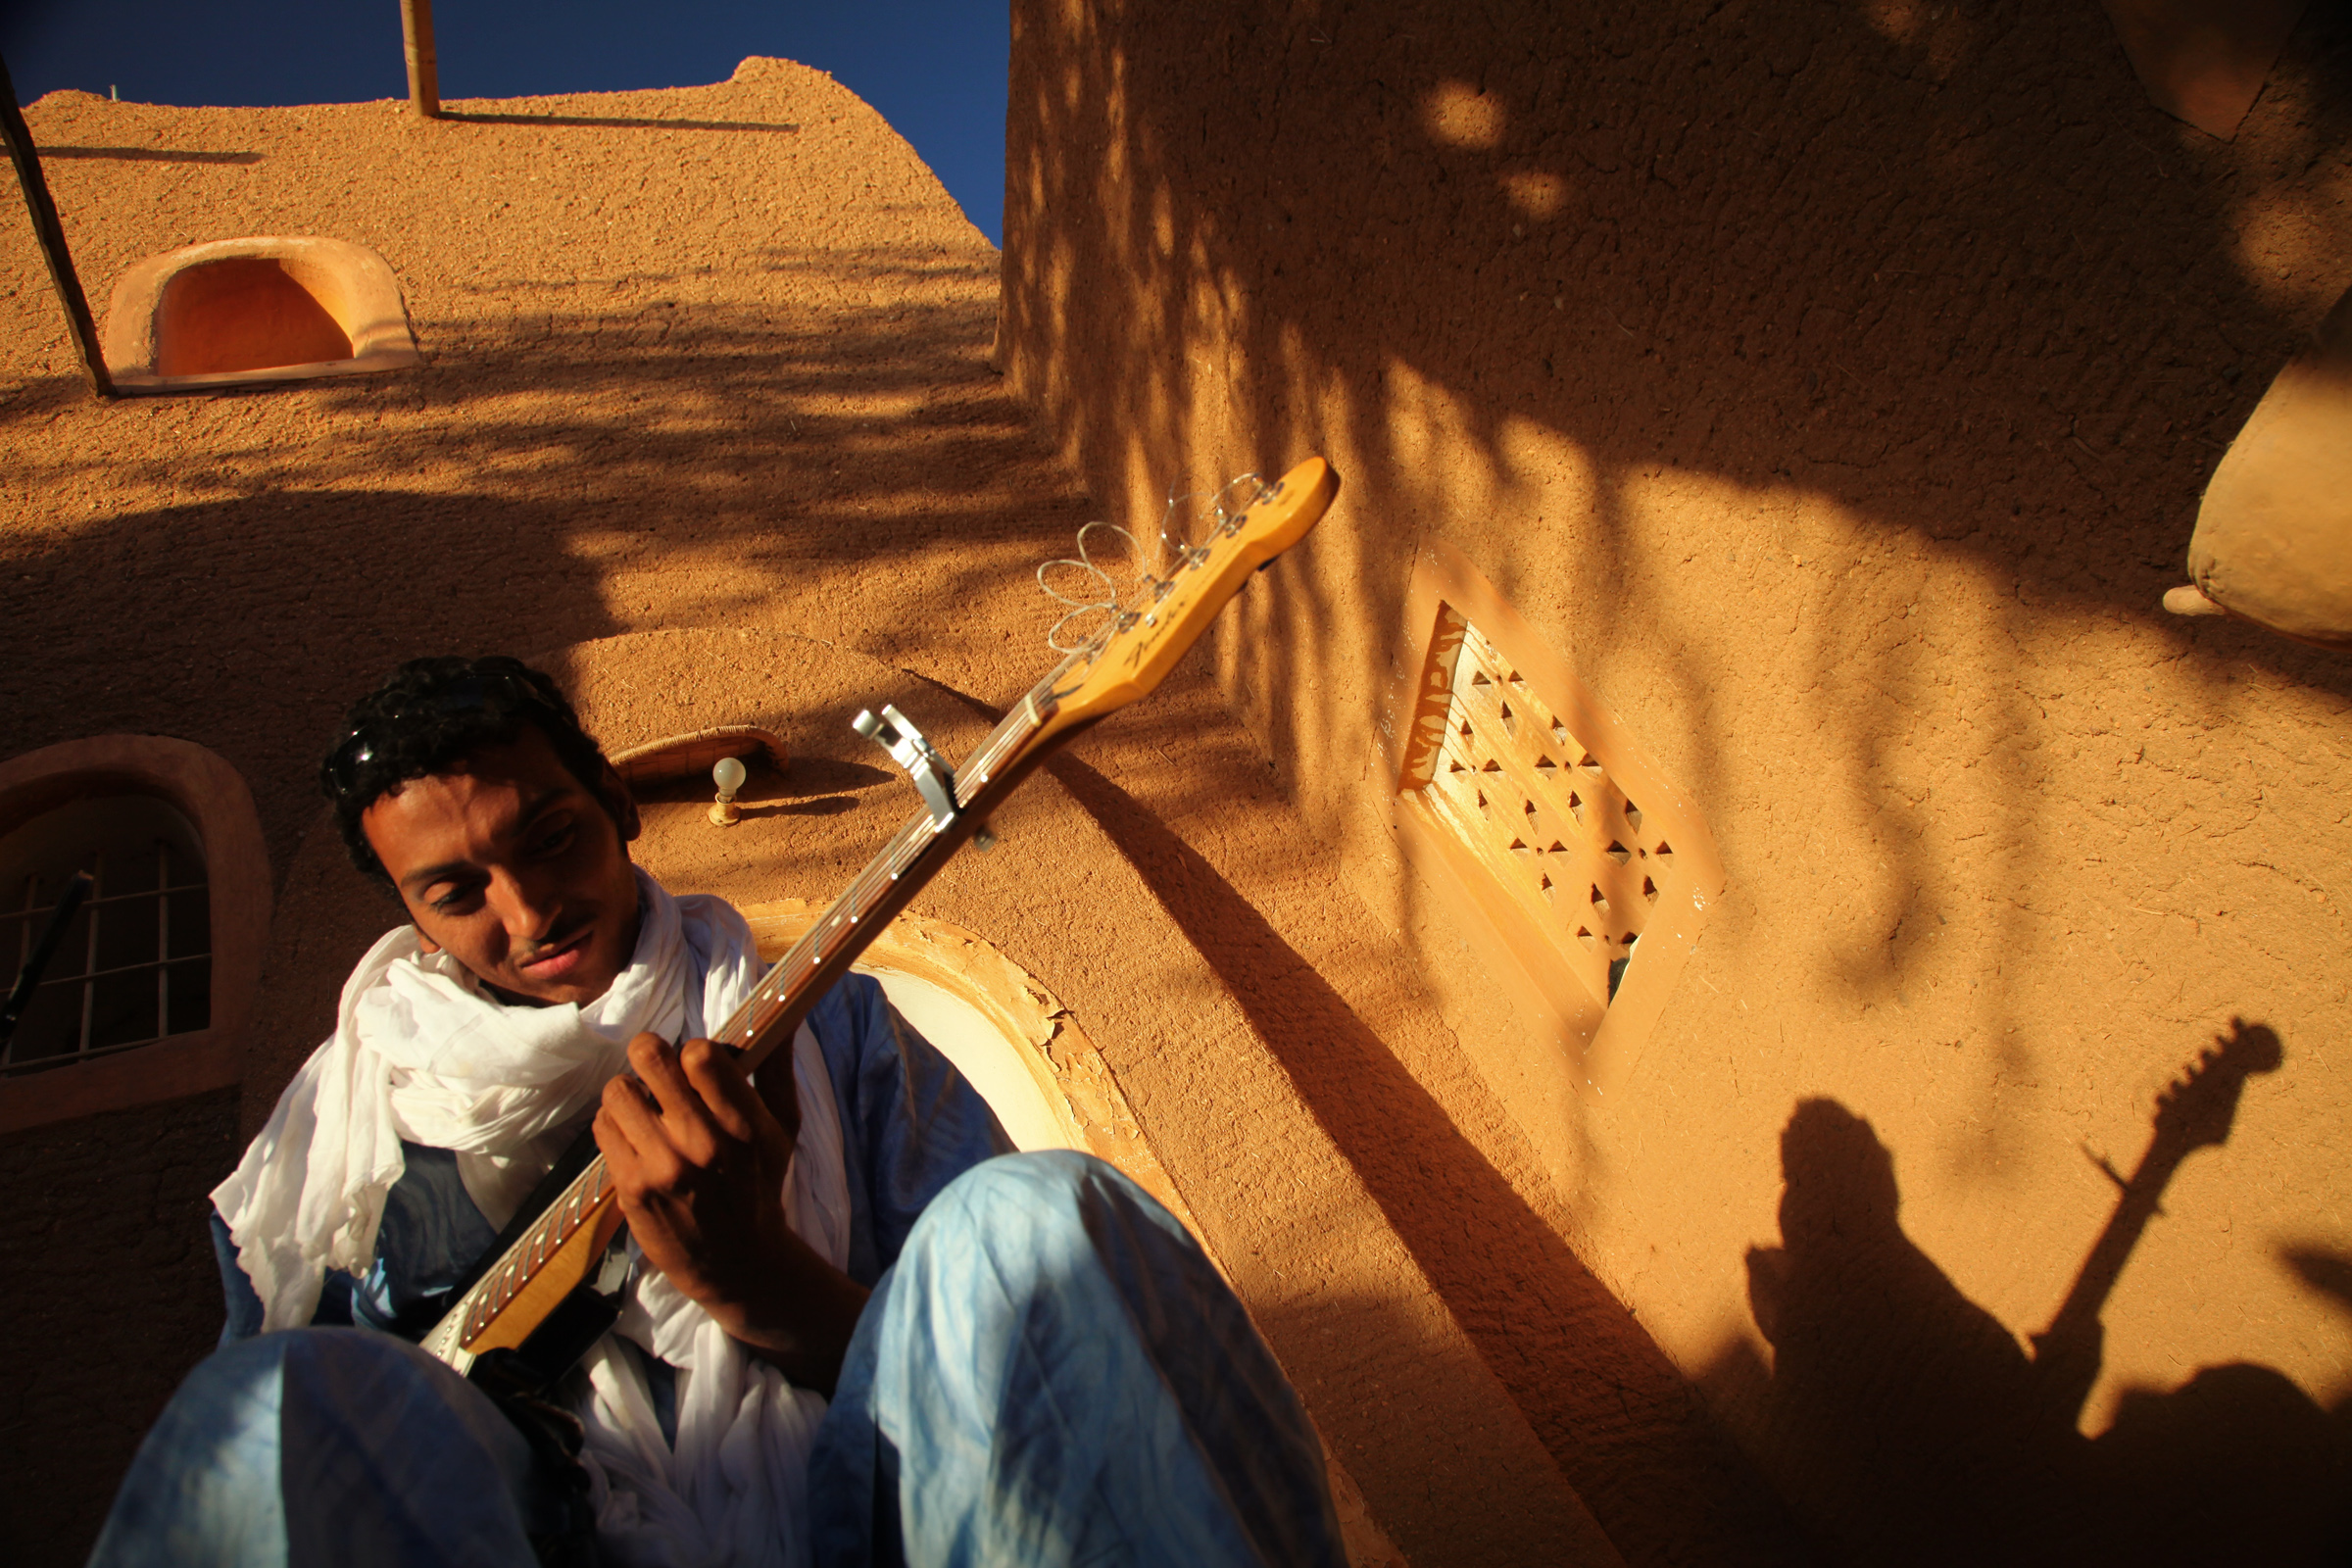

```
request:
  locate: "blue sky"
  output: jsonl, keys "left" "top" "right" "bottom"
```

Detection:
{"left": 0, "top": 0, "right": 1009, "bottom": 242}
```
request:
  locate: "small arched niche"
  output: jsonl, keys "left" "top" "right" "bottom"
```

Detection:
{"left": 0, "top": 738, "right": 270, "bottom": 1130}
{"left": 102, "top": 236, "right": 420, "bottom": 394}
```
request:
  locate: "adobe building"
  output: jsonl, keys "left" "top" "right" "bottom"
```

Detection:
{"left": 2, "top": 1, "right": 2349, "bottom": 1562}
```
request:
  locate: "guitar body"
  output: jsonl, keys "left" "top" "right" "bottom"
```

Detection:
{"left": 472, "top": 1198, "right": 624, "bottom": 1357}
{"left": 418, "top": 1188, "right": 626, "bottom": 1373}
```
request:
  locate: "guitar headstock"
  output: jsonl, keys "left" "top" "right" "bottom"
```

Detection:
{"left": 1042, "top": 457, "right": 1337, "bottom": 733}
{"left": 2152, "top": 1016, "right": 2283, "bottom": 1156}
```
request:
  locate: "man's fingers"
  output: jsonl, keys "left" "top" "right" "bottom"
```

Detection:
{"left": 592, "top": 1102, "right": 629, "bottom": 1168}
{"left": 598, "top": 1078, "right": 682, "bottom": 1191}
{"left": 596, "top": 1072, "right": 652, "bottom": 1152}
{"left": 677, "top": 1037, "right": 769, "bottom": 1146}
{"left": 625, "top": 1032, "right": 723, "bottom": 1165}
{"left": 751, "top": 1054, "right": 804, "bottom": 1146}
{"left": 592, "top": 1101, "right": 640, "bottom": 1176}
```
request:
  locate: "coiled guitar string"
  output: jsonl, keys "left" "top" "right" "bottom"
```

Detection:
{"left": 1036, "top": 473, "right": 1267, "bottom": 652}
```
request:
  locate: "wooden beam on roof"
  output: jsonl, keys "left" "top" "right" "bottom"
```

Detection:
{"left": 401, "top": 0, "right": 442, "bottom": 119}
{"left": 0, "top": 53, "right": 114, "bottom": 399}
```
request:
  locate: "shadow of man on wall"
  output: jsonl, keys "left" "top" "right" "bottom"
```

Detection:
{"left": 1738, "top": 1021, "right": 2349, "bottom": 1566}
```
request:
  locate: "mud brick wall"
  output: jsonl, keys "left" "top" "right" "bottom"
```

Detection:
{"left": 1002, "top": 2, "right": 2352, "bottom": 1561}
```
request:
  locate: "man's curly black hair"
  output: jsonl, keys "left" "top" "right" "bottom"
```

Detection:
{"left": 321, "top": 656, "right": 622, "bottom": 885}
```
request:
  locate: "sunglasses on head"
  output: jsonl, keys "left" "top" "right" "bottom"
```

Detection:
{"left": 324, "top": 672, "right": 555, "bottom": 802}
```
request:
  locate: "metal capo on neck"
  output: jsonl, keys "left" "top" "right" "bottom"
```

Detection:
{"left": 853, "top": 704, "right": 998, "bottom": 850}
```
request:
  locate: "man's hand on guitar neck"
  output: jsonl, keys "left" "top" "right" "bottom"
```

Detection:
{"left": 593, "top": 1032, "right": 871, "bottom": 1396}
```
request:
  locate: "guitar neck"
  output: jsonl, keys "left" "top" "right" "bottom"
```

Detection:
{"left": 2039, "top": 1129, "right": 2180, "bottom": 1347}
{"left": 2029, "top": 1024, "right": 2278, "bottom": 1419}
{"left": 420, "top": 455, "right": 1338, "bottom": 1378}
{"left": 720, "top": 646, "right": 1084, "bottom": 1075}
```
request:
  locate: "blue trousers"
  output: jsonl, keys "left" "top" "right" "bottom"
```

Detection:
{"left": 89, "top": 1152, "right": 1347, "bottom": 1568}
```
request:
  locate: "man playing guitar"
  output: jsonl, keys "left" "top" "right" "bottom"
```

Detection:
{"left": 88, "top": 656, "right": 1346, "bottom": 1568}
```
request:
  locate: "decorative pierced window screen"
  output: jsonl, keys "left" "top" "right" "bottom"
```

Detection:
{"left": 1388, "top": 542, "right": 1720, "bottom": 1099}
{"left": 0, "top": 797, "right": 212, "bottom": 1075}
{"left": 1415, "top": 621, "right": 1676, "bottom": 1009}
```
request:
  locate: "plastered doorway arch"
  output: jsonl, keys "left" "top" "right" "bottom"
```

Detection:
{"left": 738, "top": 902, "right": 1203, "bottom": 1237}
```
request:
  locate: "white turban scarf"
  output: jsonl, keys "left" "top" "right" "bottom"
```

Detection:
{"left": 213, "top": 869, "right": 853, "bottom": 1568}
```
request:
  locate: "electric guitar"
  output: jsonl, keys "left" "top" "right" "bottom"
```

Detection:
{"left": 419, "top": 456, "right": 1339, "bottom": 1388}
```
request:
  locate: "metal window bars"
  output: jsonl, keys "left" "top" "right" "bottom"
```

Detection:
{"left": 1, "top": 839, "right": 211, "bottom": 1074}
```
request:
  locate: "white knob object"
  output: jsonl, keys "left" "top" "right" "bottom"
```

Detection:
{"left": 710, "top": 756, "right": 748, "bottom": 826}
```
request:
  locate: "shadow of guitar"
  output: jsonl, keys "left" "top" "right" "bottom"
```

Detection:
{"left": 2031, "top": 1017, "right": 2285, "bottom": 1419}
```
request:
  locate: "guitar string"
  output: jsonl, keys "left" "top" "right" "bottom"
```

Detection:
{"left": 1037, "top": 475, "right": 1267, "bottom": 654}
{"left": 1154, "top": 472, "right": 1264, "bottom": 565}
{"left": 1039, "top": 522, "right": 1149, "bottom": 653}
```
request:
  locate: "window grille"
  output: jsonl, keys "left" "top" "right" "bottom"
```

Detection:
{"left": 0, "top": 797, "right": 211, "bottom": 1075}
{"left": 1388, "top": 541, "right": 1724, "bottom": 1100}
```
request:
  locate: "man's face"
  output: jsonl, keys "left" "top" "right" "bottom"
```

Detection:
{"left": 361, "top": 727, "right": 644, "bottom": 1007}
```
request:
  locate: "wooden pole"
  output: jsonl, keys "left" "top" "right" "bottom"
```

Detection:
{"left": 0, "top": 53, "right": 113, "bottom": 398}
{"left": 401, "top": 0, "right": 440, "bottom": 119}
